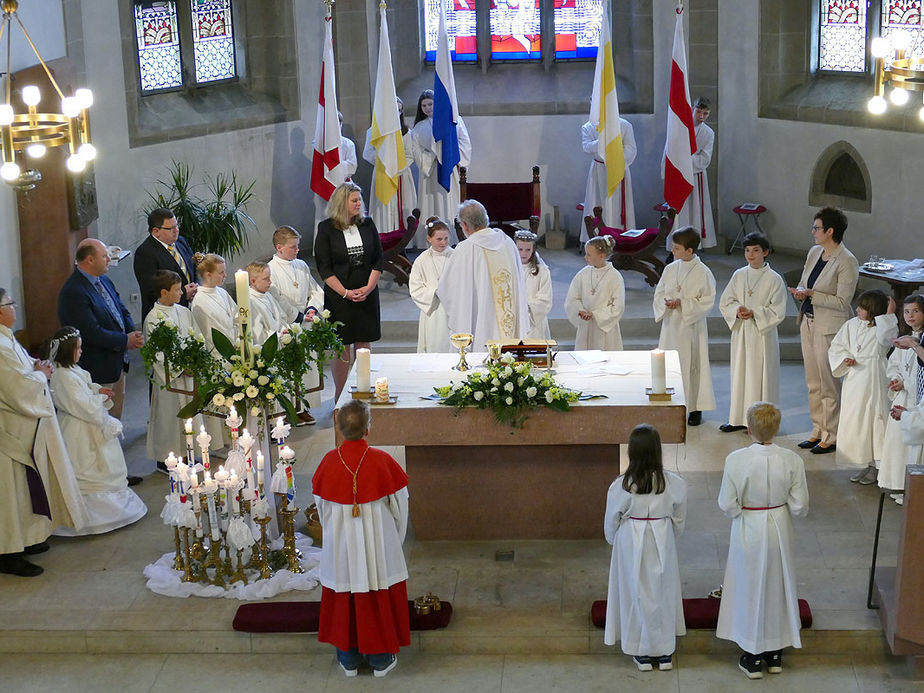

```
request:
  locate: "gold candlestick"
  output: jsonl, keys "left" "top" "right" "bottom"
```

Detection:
{"left": 280, "top": 505, "right": 304, "bottom": 574}
{"left": 202, "top": 534, "right": 226, "bottom": 587}
{"left": 191, "top": 499, "right": 205, "bottom": 561}
{"left": 172, "top": 526, "right": 183, "bottom": 571}
{"left": 181, "top": 527, "right": 194, "bottom": 583}
{"left": 254, "top": 515, "right": 273, "bottom": 580}
{"left": 231, "top": 548, "right": 248, "bottom": 585}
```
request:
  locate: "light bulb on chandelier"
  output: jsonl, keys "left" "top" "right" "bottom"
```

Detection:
{"left": 0, "top": 161, "right": 20, "bottom": 181}
{"left": 867, "top": 95, "right": 888, "bottom": 115}
{"left": 26, "top": 143, "right": 46, "bottom": 158}
{"left": 65, "top": 154, "right": 86, "bottom": 173}
{"left": 890, "top": 87, "right": 910, "bottom": 106}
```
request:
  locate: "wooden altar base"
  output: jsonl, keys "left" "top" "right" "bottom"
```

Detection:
{"left": 406, "top": 444, "right": 619, "bottom": 540}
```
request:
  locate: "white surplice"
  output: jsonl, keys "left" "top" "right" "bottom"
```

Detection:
{"left": 604, "top": 471, "right": 687, "bottom": 656}
{"left": 896, "top": 382, "right": 924, "bottom": 484}
{"left": 565, "top": 264, "right": 625, "bottom": 350}
{"left": 190, "top": 286, "right": 236, "bottom": 445}
{"left": 437, "top": 227, "right": 529, "bottom": 351}
{"left": 653, "top": 256, "right": 716, "bottom": 412}
{"left": 0, "top": 324, "right": 86, "bottom": 551}
{"left": 363, "top": 127, "right": 420, "bottom": 236}
{"left": 409, "top": 116, "right": 472, "bottom": 248}
{"left": 672, "top": 122, "right": 716, "bottom": 249}
{"left": 523, "top": 260, "right": 553, "bottom": 340}
{"left": 716, "top": 443, "right": 809, "bottom": 654}
{"left": 268, "top": 256, "right": 324, "bottom": 324}
{"left": 880, "top": 331, "right": 924, "bottom": 491}
{"left": 719, "top": 264, "right": 788, "bottom": 426}
{"left": 581, "top": 118, "right": 637, "bottom": 240}
{"left": 828, "top": 314, "right": 896, "bottom": 468}
{"left": 249, "top": 288, "right": 287, "bottom": 346}
{"left": 143, "top": 303, "right": 204, "bottom": 463}
{"left": 409, "top": 246, "right": 453, "bottom": 353}
{"left": 50, "top": 366, "right": 146, "bottom": 535}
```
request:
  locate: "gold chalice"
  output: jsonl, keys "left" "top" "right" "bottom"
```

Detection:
{"left": 487, "top": 342, "right": 502, "bottom": 363}
{"left": 450, "top": 332, "right": 474, "bottom": 371}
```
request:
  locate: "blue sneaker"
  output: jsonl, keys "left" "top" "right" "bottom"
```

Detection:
{"left": 373, "top": 655, "right": 397, "bottom": 678}
{"left": 657, "top": 655, "right": 673, "bottom": 670}
{"left": 633, "top": 656, "right": 653, "bottom": 671}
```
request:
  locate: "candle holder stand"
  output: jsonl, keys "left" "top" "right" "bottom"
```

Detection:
{"left": 254, "top": 515, "right": 273, "bottom": 580}
{"left": 172, "top": 527, "right": 183, "bottom": 571}
{"left": 181, "top": 528, "right": 195, "bottom": 582}
{"left": 645, "top": 386, "right": 675, "bottom": 402}
{"left": 230, "top": 548, "right": 248, "bottom": 585}
{"left": 203, "top": 535, "right": 226, "bottom": 587}
{"left": 280, "top": 505, "right": 304, "bottom": 574}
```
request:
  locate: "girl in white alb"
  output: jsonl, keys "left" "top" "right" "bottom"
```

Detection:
{"left": 565, "top": 235, "right": 625, "bottom": 350}
{"left": 409, "top": 217, "right": 454, "bottom": 353}
{"left": 515, "top": 230, "right": 552, "bottom": 340}
{"left": 827, "top": 290, "right": 897, "bottom": 481}
{"left": 48, "top": 327, "right": 146, "bottom": 536}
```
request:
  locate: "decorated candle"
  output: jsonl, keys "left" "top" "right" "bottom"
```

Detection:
{"left": 651, "top": 349, "right": 666, "bottom": 395}
{"left": 190, "top": 477, "right": 203, "bottom": 538}
{"left": 197, "top": 426, "right": 212, "bottom": 471}
{"left": 165, "top": 452, "right": 178, "bottom": 496}
{"left": 226, "top": 405, "right": 242, "bottom": 433}
{"left": 234, "top": 270, "right": 250, "bottom": 324}
{"left": 184, "top": 419, "right": 195, "bottom": 466}
{"left": 202, "top": 475, "right": 221, "bottom": 541}
{"left": 239, "top": 428, "right": 254, "bottom": 456}
{"left": 229, "top": 471, "right": 240, "bottom": 516}
{"left": 271, "top": 416, "right": 290, "bottom": 451}
{"left": 175, "top": 458, "right": 189, "bottom": 503}
{"left": 356, "top": 347, "right": 371, "bottom": 392}
{"left": 256, "top": 450, "right": 265, "bottom": 497}
{"left": 214, "top": 466, "right": 230, "bottom": 524}
{"left": 375, "top": 376, "right": 389, "bottom": 402}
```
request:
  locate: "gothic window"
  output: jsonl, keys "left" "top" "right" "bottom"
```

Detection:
{"left": 818, "top": 1, "right": 924, "bottom": 73}
{"left": 880, "top": 0, "right": 924, "bottom": 58}
{"left": 553, "top": 0, "right": 604, "bottom": 60}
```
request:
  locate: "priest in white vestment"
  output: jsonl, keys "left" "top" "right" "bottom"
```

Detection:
{"left": 718, "top": 236, "right": 788, "bottom": 429}
{"left": 0, "top": 289, "right": 86, "bottom": 576}
{"left": 437, "top": 199, "right": 528, "bottom": 351}
{"left": 671, "top": 98, "right": 716, "bottom": 250}
{"left": 580, "top": 117, "right": 637, "bottom": 238}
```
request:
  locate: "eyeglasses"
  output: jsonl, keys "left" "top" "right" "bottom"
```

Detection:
{"left": 811, "top": 225, "right": 825, "bottom": 232}
{"left": 156, "top": 224, "right": 180, "bottom": 232}
{"left": 0, "top": 300, "right": 16, "bottom": 307}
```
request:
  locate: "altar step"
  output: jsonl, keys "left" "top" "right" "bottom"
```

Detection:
{"left": 377, "top": 316, "right": 804, "bottom": 361}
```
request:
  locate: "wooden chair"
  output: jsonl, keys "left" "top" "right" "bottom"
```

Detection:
{"left": 583, "top": 206, "right": 674, "bottom": 287}
{"left": 378, "top": 208, "right": 421, "bottom": 287}
{"left": 459, "top": 165, "right": 541, "bottom": 238}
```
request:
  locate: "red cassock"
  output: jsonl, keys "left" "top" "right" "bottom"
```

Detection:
{"left": 312, "top": 440, "right": 410, "bottom": 654}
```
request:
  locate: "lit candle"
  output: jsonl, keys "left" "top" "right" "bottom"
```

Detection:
{"left": 256, "top": 450, "right": 265, "bottom": 498}
{"left": 226, "top": 405, "right": 242, "bottom": 432}
{"left": 190, "top": 477, "right": 203, "bottom": 538}
{"left": 184, "top": 418, "right": 196, "bottom": 468}
{"left": 165, "top": 452, "right": 178, "bottom": 497}
{"left": 197, "top": 426, "right": 212, "bottom": 471}
{"left": 239, "top": 428, "right": 254, "bottom": 456}
{"left": 234, "top": 269, "right": 250, "bottom": 325}
{"left": 203, "top": 475, "right": 220, "bottom": 541}
{"left": 651, "top": 349, "right": 666, "bottom": 395}
{"left": 175, "top": 458, "right": 188, "bottom": 504}
{"left": 279, "top": 446, "right": 295, "bottom": 510}
{"left": 356, "top": 347, "right": 371, "bottom": 392}
{"left": 214, "top": 465, "right": 230, "bottom": 526}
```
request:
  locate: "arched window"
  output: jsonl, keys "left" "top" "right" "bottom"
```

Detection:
{"left": 818, "top": 1, "right": 924, "bottom": 73}
{"left": 809, "top": 141, "right": 872, "bottom": 214}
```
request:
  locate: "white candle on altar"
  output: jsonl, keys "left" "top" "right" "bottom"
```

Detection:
{"left": 229, "top": 472, "right": 240, "bottom": 516}
{"left": 197, "top": 426, "right": 212, "bottom": 471}
{"left": 256, "top": 450, "right": 265, "bottom": 497}
{"left": 214, "top": 466, "right": 230, "bottom": 525}
{"left": 165, "top": 452, "right": 178, "bottom": 496}
{"left": 246, "top": 466, "right": 256, "bottom": 502}
{"left": 651, "top": 349, "right": 666, "bottom": 394}
{"left": 234, "top": 270, "right": 250, "bottom": 324}
{"left": 190, "top": 479, "right": 203, "bottom": 538}
{"left": 184, "top": 418, "right": 196, "bottom": 467}
{"left": 175, "top": 459, "right": 188, "bottom": 503}
{"left": 203, "top": 476, "right": 220, "bottom": 541}
{"left": 356, "top": 347, "right": 371, "bottom": 391}
{"left": 239, "top": 428, "right": 254, "bottom": 456}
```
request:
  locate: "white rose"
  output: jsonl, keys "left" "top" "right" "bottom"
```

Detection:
{"left": 545, "top": 391, "right": 554, "bottom": 403}
{"left": 266, "top": 392, "right": 275, "bottom": 400}
{"left": 163, "top": 318, "right": 174, "bottom": 327}
{"left": 252, "top": 345, "right": 261, "bottom": 355}
{"left": 155, "top": 351, "right": 164, "bottom": 362}
{"left": 281, "top": 333, "right": 293, "bottom": 345}
{"left": 505, "top": 396, "right": 513, "bottom": 405}
{"left": 248, "top": 370, "right": 258, "bottom": 379}
{"left": 289, "top": 324, "right": 302, "bottom": 335}
{"left": 473, "top": 390, "right": 484, "bottom": 401}
{"left": 225, "top": 377, "right": 233, "bottom": 385}
{"left": 517, "top": 377, "right": 524, "bottom": 386}
{"left": 257, "top": 360, "right": 264, "bottom": 368}
{"left": 246, "top": 385, "right": 259, "bottom": 398}
{"left": 526, "top": 386, "right": 537, "bottom": 398}
{"left": 491, "top": 378, "right": 500, "bottom": 387}
{"left": 211, "top": 393, "right": 226, "bottom": 407}
{"left": 504, "top": 381, "right": 514, "bottom": 392}
{"left": 504, "top": 366, "right": 513, "bottom": 377}
{"left": 257, "top": 375, "right": 269, "bottom": 386}
{"left": 321, "top": 309, "right": 331, "bottom": 320}
{"left": 232, "top": 392, "right": 245, "bottom": 401}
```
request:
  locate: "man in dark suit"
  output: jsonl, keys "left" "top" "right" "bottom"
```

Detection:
{"left": 133, "top": 207, "right": 198, "bottom": 321}
{"left": 57, "top": 239, "right": 145, "bottom": 422}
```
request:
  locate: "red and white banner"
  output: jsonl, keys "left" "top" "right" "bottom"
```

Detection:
{"left": 310, "top": 13, "right": 342, "bottom": 201}
{"left": 662, "top": 7, "right": 696, "bottom": 213}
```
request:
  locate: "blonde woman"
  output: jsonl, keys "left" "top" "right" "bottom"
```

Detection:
{"left": 315, "top": 182, "right": 384, "bottom": 399}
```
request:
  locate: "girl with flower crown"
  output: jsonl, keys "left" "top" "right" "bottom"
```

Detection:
{"left": 514, "top": 230, "right": 552, "bottom": 340}
{"left": 408, "top": 217, "right": 454, "bottom": 352}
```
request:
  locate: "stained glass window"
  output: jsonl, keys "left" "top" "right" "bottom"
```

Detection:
{"left": 135, "top": 1, "right": 183, "bottom": 92}
{"left": 553, "top": 0, "right": 602, "bottom": 60}
{"left": 818, "top": 0, "right": 867, "bottom": 72}
{"left": 881, "top": 1, "right": 924, "bottom": 59}
{"left": 424, "top": 0, "right": 477, "bottom": 62}
{"left": 490, "top": 1, "right": 540, "bottom": 61}
{"left": 191, "top": 0, "right": 236, "bottom": 83}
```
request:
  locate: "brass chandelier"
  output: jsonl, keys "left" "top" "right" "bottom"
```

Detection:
{"left": 868, "top": 31, "right": 924, "bottom": 117}
{"left": 0, "top": 0, "right": 95, "bottom": 185}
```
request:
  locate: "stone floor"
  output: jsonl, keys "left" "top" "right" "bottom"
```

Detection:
{"left": 0, "top": 246, "right": 918, "bottom": 690}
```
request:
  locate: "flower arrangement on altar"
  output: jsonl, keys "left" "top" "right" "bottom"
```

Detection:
{"left": 140, "top": 319, "right": 223, "bottom": 389}
{"left": 435, "top": 353, "right": 581, "bottom": 428}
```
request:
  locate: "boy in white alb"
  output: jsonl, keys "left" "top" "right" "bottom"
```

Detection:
{"left": 653, "top": 227, "right": 716, "bottom": 426}
{"left": 247, "top": 261, "right": 287, "bottom": 347}
{"left": 268, "top": 227, "right": 324, "bottom": 422}
{"left": 142, "top": 270, "right": 205, "bottom": 463}
{"left": 718, "top": 233, "right": 787, "bottom": 432}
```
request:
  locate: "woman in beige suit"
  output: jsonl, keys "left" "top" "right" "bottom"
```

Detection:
{"left": 788, "top": 207, "right": 859, "bottom": 453}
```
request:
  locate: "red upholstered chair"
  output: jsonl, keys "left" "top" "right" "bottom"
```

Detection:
{"left": 459, "top": 165, "right": 541, "bottom": 238}
{"left": 583, "top": 207, "right": 674, "bottom": 287}
{"left": 378, "top": 208, "right": 420, "bottom": 287}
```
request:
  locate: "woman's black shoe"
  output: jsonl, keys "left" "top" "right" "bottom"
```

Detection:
{"left": 798, "top": 438, "right": 821, "bottom": 449}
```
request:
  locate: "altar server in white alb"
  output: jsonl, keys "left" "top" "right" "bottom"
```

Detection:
{"left": 515, "top": 230, "right": 552, "bottom": 340}
{"left": 246, "top": 261, "right": 288, "bottom": 347}
{"left": 653, "top": 227, "right": 716, "bottom": 426}
{"left": 580, "top": 117, "right": 636, "bottom": 238}
{"left": 409, "top": 217, "right": 454, "bottom": 352}
{"left": 671, "top": 97, "right": 716, "bottom": 250}
{"left": 718, "top": 233, "right": 787, "bottom": 432}
{"left": 437, "top": 200, "right": 528, "bottom": 350}
{"left": 313, "top": 400, "right": 410, "bottom": 677}
{"left": 409, "top": 89, "right": 471, "bottom": 247}
{"left": 717, "top": 402, "right": 809, "bottom": 680}
{"left": 604, "top": 424, "right": 686, "bottom": 672}
{"left": 269, "top": 226, "right": 325, "bottom": 422}
{"left": 565, "top": 235, "right": 625, "bottom": 350}
{"left": 0, "top": 288, "right": 86, "bottom": 576}
{"left": 828, "top": 290, "right": 897, "bottom": 481}
{"left": 363, "top": 98, "right": 419, "bottom": 236}
{"left": 143, "top": 270, "right": 205, "bottom": 463}
{"left": 47, "top": 327, "right": 146, "bottom": 536}
{"left": 879, "top": 295, "right": 924, "bottom": 503}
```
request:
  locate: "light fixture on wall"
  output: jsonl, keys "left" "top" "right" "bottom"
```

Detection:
{"left": 868, "top": 31, "right": 924, "bottom": 121}
{"left": 0, "top": 0, "right": 96, "bottom": 186}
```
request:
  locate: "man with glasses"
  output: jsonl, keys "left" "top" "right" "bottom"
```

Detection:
{"left": 133, "top": 207, "right": 199, "bottom": 321}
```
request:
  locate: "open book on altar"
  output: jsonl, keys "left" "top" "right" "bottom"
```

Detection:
{"left": 486, "top": 339, "right": 557, "bottom": 368}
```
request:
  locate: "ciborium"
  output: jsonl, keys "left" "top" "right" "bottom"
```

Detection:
{"left": 450, "top": 332, "right": 474, "bottom": 371}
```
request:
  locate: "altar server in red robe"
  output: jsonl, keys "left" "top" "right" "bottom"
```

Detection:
{"left": 312, "top": 399, "right": 410, "bottom": 677}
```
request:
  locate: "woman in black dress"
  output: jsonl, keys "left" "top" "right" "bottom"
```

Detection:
{"left": 315, "top": 182, "right": 384, "bottom": 399}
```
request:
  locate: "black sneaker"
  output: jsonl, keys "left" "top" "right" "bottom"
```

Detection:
{"left": 719, "top": 424, "right": 747, "bottom": 433}
{"left": 762, "top": 650, "right": 782, "bottom": 674}
{"left": 738, "top": 653, "right": 763, "bottom": 679}
{"left": 633, "top": 656, "right": 653, "bottom": 671}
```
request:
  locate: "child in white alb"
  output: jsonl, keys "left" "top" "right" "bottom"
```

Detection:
{"left": 515, "top": 230, "right": 552, "bottom": 340}
{"left": 409, "top": 217, "right": 454, "bottom": 353}
{"left": 716, "top": 402, "right": 809, "bottom": 679}
{"left": 653, "top": 226, "right": 716, "bottom": 426}
{"left": 565, "top": 235, "right": 624, "bottom": 350}
{"left": 828, "top": 289, "right": 897, "bottom": 483}
{"left": 604, "top": 424, "right": 686, "bottom": 672}
{"left": 247, "top": 261, "right": 287, "bottom": 346}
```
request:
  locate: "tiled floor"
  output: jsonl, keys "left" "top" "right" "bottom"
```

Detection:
{"left": 1, "top": 246, "right": 918, "bottom": 689}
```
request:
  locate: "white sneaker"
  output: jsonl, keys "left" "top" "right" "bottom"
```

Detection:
{"left": 891, "top": 493, "right": 904, "bottom": 506}
{"left": 373, "top": 655, "right": 397, "bottom": 678}
{"left": 339, "top": 663, "right": 358, "bottom": 678}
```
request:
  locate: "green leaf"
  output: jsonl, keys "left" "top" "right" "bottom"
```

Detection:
{"left": 262, "top": 332, "right": 279, "bottom": 361}
{"left": 275, "top": 393, "right": 299, "bottom": 425}
{"left": 212, "top": 328, "right": 237, "bottom": 362}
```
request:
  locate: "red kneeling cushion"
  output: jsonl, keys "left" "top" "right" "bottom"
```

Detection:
{"left": 590, "top": 598, "right": 812, "bottom": 630}
{"left": 232, "top": 600, "right": 453, "bottom": 633}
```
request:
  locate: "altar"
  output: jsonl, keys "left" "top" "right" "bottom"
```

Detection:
{"left": 334, "top": 351, "right": 686, "bottom": 539}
